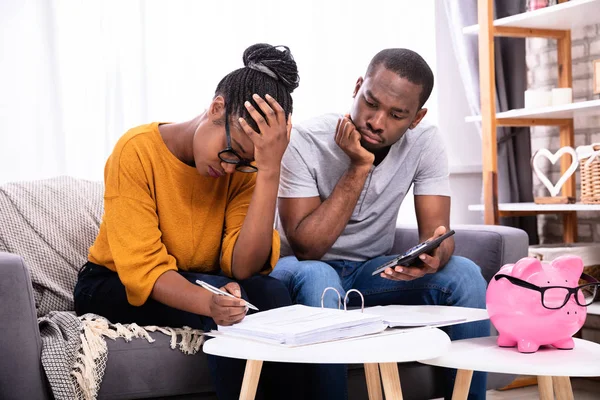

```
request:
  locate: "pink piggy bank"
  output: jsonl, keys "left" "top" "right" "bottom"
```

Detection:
{"left": 486, "top": 255, "right": 586, "bottom": 353}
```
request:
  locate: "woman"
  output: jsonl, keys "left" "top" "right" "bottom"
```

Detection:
{"left": 74, "top": 43, "right": 303, "bottom": 399}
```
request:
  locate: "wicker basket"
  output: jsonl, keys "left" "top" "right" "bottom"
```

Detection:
{"left": 529, "top": 243, "right": 600, "bottom": 282}
{"left": 580, "top": 144, "right": 600, "bottom": 204}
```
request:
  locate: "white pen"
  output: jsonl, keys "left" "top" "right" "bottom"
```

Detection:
{"left": 195, "top": 280, "right": 259, "bottom": 311}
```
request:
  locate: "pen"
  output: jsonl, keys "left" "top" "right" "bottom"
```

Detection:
{"left": 195, "top": 280, "right": 259, "bottom": 311}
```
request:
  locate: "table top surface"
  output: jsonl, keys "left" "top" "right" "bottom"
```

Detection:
{"left": 203, "top": 327, "right": 450, "bottom": 364}
{"left": 420, "top": 336, "right": 600, "bottom": 377}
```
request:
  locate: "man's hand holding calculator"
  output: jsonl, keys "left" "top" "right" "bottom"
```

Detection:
{"left": 378, "top": 226, "right": 454, "bottom": 281}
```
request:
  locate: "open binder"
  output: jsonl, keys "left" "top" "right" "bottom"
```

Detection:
{"left": 217, "top": 288, "right": 386, "bottom": 346}
{"left": 216, "top": 288, "right": 486, "bottom": 346}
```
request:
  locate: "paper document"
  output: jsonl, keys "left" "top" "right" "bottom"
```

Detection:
{"left": 218, "top": 304, "right": 387, "bottom": 346}
{"left": 356, "top": 305, "right": 488, "bottom": 327}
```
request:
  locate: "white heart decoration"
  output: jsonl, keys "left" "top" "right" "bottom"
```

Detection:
{"left": 532, "top": 147, "right": 579, "bottom": 197}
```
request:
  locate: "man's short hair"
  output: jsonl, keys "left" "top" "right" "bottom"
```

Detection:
{"left": 365, "top": 48, "right": 434, "bottom": 109}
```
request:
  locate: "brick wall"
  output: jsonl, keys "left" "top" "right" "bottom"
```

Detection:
{"left": 526, "top": 24, "right": 600, "bottom": 244}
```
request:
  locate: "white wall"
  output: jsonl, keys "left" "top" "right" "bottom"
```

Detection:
{"left": 435, "top": 0, "right": 483, "bottom": 225}
{"left": 1, "top": 0, "right": 483, "bottom": 227}
{"left": 396, "top": 1, "right": 483, "bottom": 227}
{"left": 0, "top": 0, "right": 442, "bottom": 185}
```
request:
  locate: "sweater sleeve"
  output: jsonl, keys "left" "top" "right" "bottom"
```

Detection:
{"left": 219, "top": 174, "right": 280, "bottom": 277}
{"left": 103, "top": 144, "right": 178, "bottom": 306}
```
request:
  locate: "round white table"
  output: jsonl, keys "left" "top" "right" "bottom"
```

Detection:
{"left": 203, "top": 327, "right": 450, "bottom": 400}
{"left": 419, "top": 336, "right": 600, "bottom": 400}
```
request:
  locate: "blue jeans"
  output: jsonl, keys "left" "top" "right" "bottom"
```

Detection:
{"left": 270, "top": 255, "right": 490, "bottom": 400}
{"left": 74, "top": 262, "right": 309, "bottom": 400}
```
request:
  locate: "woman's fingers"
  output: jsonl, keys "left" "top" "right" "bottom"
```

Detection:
{"left": 264, "top": 94, "right": 285, "bottom": 125}
{"left": 286, "top": 113, "right": 292, "bottom": 141}
{"left": 244, "top": 100, "right": 269, "bottom": 132}
{"left": 238, "top": 117, "right": 260, "bottom": 145}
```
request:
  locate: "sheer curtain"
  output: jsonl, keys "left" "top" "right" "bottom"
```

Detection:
{"left": 0, "top": 0, "right": 437, "bottom": 184}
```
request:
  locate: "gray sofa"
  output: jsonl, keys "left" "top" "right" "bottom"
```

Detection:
{"left": 0, "top": 177, "right": 529, "bottom": 400}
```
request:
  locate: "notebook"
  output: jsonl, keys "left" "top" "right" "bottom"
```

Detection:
{"left": 217, "top": 304, "right": 387, "bottom": 346}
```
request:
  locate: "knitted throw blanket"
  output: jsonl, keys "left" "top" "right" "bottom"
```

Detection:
{"left": 0, "top": 177, "right": 204, "bottom": 399}
{"left": 0, "top": 177, "right": 103, "bottom": 316}
{"left": 39, "top": 312, "right": 204, "bottom": 400}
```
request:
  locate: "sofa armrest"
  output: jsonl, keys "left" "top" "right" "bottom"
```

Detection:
{"left": 0, "top": 252, "right": 51, "bottom": 400}
{"left": 392, "top": 224, "right": 529, "bottom": 282}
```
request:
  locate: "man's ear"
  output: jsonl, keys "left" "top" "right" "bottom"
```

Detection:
{"left": 208, "top": 96, "right": 226, "bottom": 121}
{"left": 352, "top": 77, "right": 364, "bottom": 98}
{"left": 409, "top": 108, "right": 427, "bottom": 129}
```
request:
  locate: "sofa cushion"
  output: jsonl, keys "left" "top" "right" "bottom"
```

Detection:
{"left": 99, "top": 335, "right": 215, "bottom": 400}
{"left": 0, "top": 177, "right": 103, "bottom": 316}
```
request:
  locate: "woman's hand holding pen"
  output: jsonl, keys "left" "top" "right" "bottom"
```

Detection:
{"left": 207, "top": 282, "right": 247, "bottom": 326}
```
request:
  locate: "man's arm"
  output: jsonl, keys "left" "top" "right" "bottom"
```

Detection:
{"left": 278, "top": 164, "right": 371, "bottom": 260}
{"left": 279, "top": 116, "right": 374, "bottom": 260}
{"left": 414, "top": 194, "right": 454, "bottom": 267}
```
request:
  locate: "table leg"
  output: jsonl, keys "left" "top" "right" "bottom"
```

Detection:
{"left": 537, "top": 376, "right": 554, "bottom": 400}
{"left": 364, "top": 363, "right": 383, "bottom": 400}
{"left": 552, "top": 376, "right": 574, "bottom": 400}
{"left": 451, "top": 369, "right": 473, "bottom": 400}
{"left": 239, "top": 359, "right": 263, "bottom": 400}
{"left": 379, "top": 362, "right": 403, "bottom": 400}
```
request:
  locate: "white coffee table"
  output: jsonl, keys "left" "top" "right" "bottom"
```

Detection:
{"left": 419, "top": 336, "right": 600, "bottom": 400}
{"left": 203, "top": 327, "right": 450, "bottom": 400}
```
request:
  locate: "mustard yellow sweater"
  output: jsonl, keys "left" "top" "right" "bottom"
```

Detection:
{"left": 89, "top": 122, "right": 280, "bottom": 306}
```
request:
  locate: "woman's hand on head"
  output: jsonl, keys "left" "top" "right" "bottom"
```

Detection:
{"left": 238, "top": 94, "right": 291, "bottom": 176}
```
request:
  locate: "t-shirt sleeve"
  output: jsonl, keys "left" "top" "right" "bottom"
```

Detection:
{"left": 220, "top": 174, "right": 280, "bottom": 277}
{"left": 103, "top": 144, "right": 178, "bottom": 306}
{"left": 278, "top": 129, "right": 320, "bottom": 198}
{"left": 413, "top": 127, "right": 451, "bottom": 197}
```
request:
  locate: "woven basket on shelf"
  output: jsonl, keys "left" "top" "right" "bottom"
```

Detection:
{"left": 580, "top": 145, "right": 600, "bottom": 204}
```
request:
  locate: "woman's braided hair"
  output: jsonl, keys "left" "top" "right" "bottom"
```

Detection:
{"left": 214, "top": 43, "right": 299, "bottom": 132}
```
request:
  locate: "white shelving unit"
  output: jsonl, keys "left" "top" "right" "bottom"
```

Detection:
{"left": 588, "top": 302, "right": 600, "bottom": 316}
{"left": 470, "top": 0, "right": 600, "bottom": 241}
{"left": 463, "top": 0, "right": 600, "bottom": 34}
{"left": 466, "top": 99, "right": 600, "bottom": 123}
{"left": 469, "top": 202, "right": 600, "bottom": 213}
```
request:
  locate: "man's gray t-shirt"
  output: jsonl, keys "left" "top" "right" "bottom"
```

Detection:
{"left": 276, "top": 113, "right": 451, "bottom": 262}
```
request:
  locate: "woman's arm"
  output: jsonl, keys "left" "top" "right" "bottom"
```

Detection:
{"left": 151, "top": 271, "right": 247, "bottom": 326}
{"left": 230, "top": 170, "right": 281, "bottom": 280}
{"left": 229, "top": 95, "right": 291, "bottom": 280}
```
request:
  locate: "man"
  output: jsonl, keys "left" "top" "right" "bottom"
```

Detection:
{"left": 270, "top": 48, "right": 489, "bottom": 400}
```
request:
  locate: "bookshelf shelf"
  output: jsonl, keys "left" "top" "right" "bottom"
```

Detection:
{"left": 465, "top": 99, "right": 600, "bottom": 123}
{"left": 464, "top": 0, "right": 600, "bottom": 34}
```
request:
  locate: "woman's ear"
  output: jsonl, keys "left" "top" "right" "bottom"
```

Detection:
{"left": 208, "top": 96, "right": 226, "bottom": 121}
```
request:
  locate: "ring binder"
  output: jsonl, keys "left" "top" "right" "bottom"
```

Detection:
{"left": 320, "top": 287, "right": 341, "bottom": 310}
{"left": 320, "top": 287, "right": 365, "bottom": 313}
{"left": 345, "top": 289, "right": 365, "bottom": 313}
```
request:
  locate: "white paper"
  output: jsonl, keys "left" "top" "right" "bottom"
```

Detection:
{"left": 355, "top": 305, "right": 488, "bottom": 327}
{"left": 218, "top": 304, "right": 386, "bottom": 345}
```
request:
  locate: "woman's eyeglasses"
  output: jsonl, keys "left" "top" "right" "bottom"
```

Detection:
{"left": 494, "top": 273, "right": 599, "bottom": 310}
{"left": 217, "top": 115, "right": 257, "bottom": 173}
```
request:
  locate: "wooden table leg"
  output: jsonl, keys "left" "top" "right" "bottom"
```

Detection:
{"left": 537, "top": 375, "right": 554, "bottom": 400}
{"left": 451, "top": 369, "right": 473, "bottom": 400}
{"left": 239, "top": 359, "right": 263, "bottom": 400}
{"left": 552, "top": 376, "right": 574, "bottom": 400}
{"left": 379, "top": 362, "right": 403, "bottom": 400}
{"left": 364, "top": 363, "right": 383, "bottom": 400}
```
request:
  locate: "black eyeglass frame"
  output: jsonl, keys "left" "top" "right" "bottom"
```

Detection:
{"left": 494, "top": 272, "right": 599, "bottom": 310}
{"left": 217, "top": 115, "right": 258, "bottom": 173}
